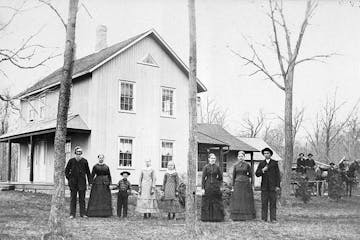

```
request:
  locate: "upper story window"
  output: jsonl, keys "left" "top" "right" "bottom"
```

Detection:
{"left": 161, "top": 87, "right": 175, "bottom": 117}
{"left": 119, "top": 81, "right": 135, "bottom": 112}
{"left": 161, "top": 141, "right": 174, "bottom": 169}
{"left": 119, "top": 137, "right": 133, "bottom": 168}
{"left": 28, "top": 100, "right": 36, "bottom": 122}
{"left": 39, "top": 96, "right": 46, "bottom": 120}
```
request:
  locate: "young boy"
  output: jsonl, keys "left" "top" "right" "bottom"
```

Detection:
{"left": 113, "top": 171, "right": 131, "bottom": 218}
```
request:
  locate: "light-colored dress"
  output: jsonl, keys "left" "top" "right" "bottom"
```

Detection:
{"left": 135, "top": 167, "right": 159, "bottom": 213}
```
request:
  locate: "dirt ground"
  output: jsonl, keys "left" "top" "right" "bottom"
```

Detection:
{"left": 0, "top": 190, "right": 359, "bottom": 240}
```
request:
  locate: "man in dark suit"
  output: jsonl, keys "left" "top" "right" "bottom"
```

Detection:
{"left": 305, "top": 153, "right": 316, "bottom": 173}
{"left": 255, "top": 147, "right": 281, "bottom": 222}
{"left": 65, "top": 146, "right": 92, "bottom": 218}
{"left": 296, "top": 153, "right": 306, "bottom": 174}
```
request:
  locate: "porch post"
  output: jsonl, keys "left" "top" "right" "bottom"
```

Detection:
{"left": 7, "top": 140, "right": 11, "bottom": 182}
{"left": 219, "top": 146, "right": 223, "bottom": 172}
{"left": 29, "top": 136, "right": 34, "bottom": 182}
{"left": 250, "top": 152, "right": 254, "bottom": 186}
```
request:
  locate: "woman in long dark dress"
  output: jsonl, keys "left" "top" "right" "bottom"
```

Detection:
{"left": 201, "top": 153, "right": 224, "bottom": 222}
{"left": 230, "top": 151, "right": 256, "bottom": 221}
{"left": 87, "top": 154, "right": 113, "bottom": 217}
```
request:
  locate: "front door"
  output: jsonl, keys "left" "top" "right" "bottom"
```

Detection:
{"left": 34, "top": 141, "right": 47, "bottom": 182}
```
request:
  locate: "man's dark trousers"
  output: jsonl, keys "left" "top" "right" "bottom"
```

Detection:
{"left": 261, "top": 190, "right": 276, "bottom": 221}
{"left": 70, "top": 188, "right": 86, "bottom": 217}
{"left": 117, "top": 191, "right": 128, "bottom": 217}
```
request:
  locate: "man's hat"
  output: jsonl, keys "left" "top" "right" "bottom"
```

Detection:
{"left": 74, "top": 146, "right": 83, "bottom": 154}
{"left": 329, "top": 162, "right": 335, "bottom": 166}
{"left": 261, "top": 147, "right": 273, "bottom": 156}
{"left": 120, "top": 171, "right": 131, "bottom": 176}
{"left": 299, "top": 153, "right": 305, "bottom": 156}
{"left": 308, "top": 153, "right": 313, "bottom": 157}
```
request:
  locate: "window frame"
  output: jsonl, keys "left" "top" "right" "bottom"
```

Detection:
{"left": 118, "top": 80, "right": 136, "bottom": 114}
{"left": 38, "top": 96, "right": 46, "bottom": 120}
{"left": 118, "top": 137, "right": 134, "bottom": 169}
{"left": 160, "top": 86, "right": 176, "bottom": 118}
{"left": 160, "top": 140, "right": 174, "bottom": 170}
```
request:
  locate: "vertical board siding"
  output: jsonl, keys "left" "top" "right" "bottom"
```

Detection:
{"left": 91, "top": 36, "right": 190, "bottom": 185}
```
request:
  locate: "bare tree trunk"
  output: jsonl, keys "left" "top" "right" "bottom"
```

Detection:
{"left": 186, "top": 0, "right": 198, "bottom": 236}
{"left": 282, "top": 73, "right": 294, "bottom": 203}
{"left": 47, "top": 0, "right": 79, "bottom": 238}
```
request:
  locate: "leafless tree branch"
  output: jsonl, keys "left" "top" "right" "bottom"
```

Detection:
{"left": 38, "top": 0, "right": 67, "bottom": 29}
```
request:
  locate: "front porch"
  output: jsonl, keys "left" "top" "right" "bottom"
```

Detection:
{"left": 0, "top": 115, "right": 90, "bottom": 184}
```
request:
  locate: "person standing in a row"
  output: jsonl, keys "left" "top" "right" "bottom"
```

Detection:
{"left": 255, "top": 148, "right": 281, "bottom": 223}
{"left": 201, "top": 153, "right": 224, "bottom": 222}
{"left": 65, "top": 146, "right": 92, "bottom": 218}
{"left": 114, "top": 171, "right": 132, "bottom": 218}
{"left": 86, "top": 154, "right": 112, "bottom": 217}
{"left": 135, "top": 159, "right": 159, "bottom": 219}
{"left": 230, "top": 151, "right": 256, "bottom": 221}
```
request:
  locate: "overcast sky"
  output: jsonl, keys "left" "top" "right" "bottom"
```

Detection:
{"left": 1, "top": 0, "right": 359, "bottom": 140}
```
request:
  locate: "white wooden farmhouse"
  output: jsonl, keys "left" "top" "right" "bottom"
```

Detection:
{"left": 0, "top": 28, "right": 210, "bottom": 187}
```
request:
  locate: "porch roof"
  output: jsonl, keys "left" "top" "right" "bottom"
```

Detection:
{"left": 197, "top": 124, "right": 258, "bottom": 152}
{"left": 0, "top": 114, "right": 90, "bottom": 142}
{"left": 197, "top": 131, "right": 229, "bottom": 147}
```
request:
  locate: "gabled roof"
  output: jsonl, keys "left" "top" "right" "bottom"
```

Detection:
{"left": 0, "top": 115, "right": 90, "bottom": 141}
{"left": 237, "top": 137, "right": 282, "bottom": 161}
{"left": 197, "top": 124, "right": 258, "bottom": 152}
{"left": 16, "top": 29, "right": 207, "bottom": 99}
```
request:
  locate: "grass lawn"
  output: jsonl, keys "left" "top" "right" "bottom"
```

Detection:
{"left": 0, "top": 190, "right": 359, "bottom": 240}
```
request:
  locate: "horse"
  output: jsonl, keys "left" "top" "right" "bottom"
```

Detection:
{"left": 344, "top": 160, "right": 360, "bottom": 197}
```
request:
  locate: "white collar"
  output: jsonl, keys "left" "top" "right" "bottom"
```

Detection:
{"left": 265, "top": 159, "right": 271, "bottom": 163}
{"left": 166, "top": 169, "right": 177, "bottom": 175}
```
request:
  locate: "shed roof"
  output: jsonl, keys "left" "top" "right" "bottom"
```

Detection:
{"left": 16, "top": 29, "right": 207, "bottom": 99}
{"left": 197, "top": 124, "right": 258, "bottom": 152}
{"left": 237, "top": 137, "right": 282, "bottom": 161}
{"left": 0, "top": 115, "right": 90, "bottom": 141}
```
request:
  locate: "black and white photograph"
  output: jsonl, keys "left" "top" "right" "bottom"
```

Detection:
{"left": 0, "top": 0, "right": 359, "bottom": 239}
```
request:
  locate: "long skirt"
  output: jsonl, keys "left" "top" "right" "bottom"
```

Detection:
{"left": 135, "top": 179, "right": 159, "bottom": 214}
{"left": 201, "top": 185, "right": 224, "bottom": 222}
{"left": 162, "top": 198, "right": 184, "bottom": 213}
{"left": 87, "top": 176, "right": 112, "bottom": 217}
{"left": 230, "top": 180, "right": 256, "bottom": 221}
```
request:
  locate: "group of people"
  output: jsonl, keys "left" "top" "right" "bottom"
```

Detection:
{"left": 64, "top": 146, "right": 184, "bottom": 219}
{"left": 201, "top": 148, "right": 281, "bottom": 222}
{"left": 296, "top": 153, "right": 316, "bottom": 174}
{"left": 65, "top": 146, "right": 281, "bottom": 223}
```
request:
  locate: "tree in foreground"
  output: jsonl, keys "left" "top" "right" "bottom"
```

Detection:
{"left": 45, "top": 0, "right": 79, "bottom": 239}
{"left": 186, "top": 0, "right": 198, "bottom": 236}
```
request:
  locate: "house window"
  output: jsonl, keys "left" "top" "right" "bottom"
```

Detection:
{"left": 29, "top": 109, "right": 36, "bottom": 122}
{"left": 161, "top": 141, "right": 173, "bottom": 168}
{"left": 161, "top": 88, "right": 174, "bottom": 116}
{"left": 119, "top": 138, "right": 133, "bottom": 167}
{"left": 39, "top": 96, "right": 46, "bottom": 120}
{"left": 119, "top": 81, "right": 134, "bottom": 112}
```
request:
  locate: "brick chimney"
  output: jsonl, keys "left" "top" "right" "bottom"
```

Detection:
{"left": 95, "top": 25, "right": 107, "bottom": 52}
